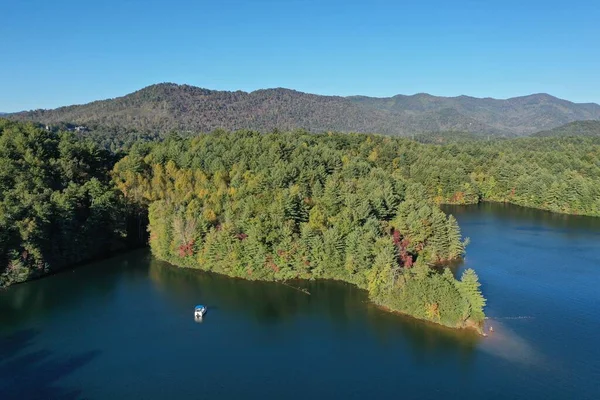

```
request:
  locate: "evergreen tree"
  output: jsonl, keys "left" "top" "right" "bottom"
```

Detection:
{"left": 458, "top": 269, "right": 486, "bottom": 322}
{"left": 446, "top": 215, "right": 467, "bottom": 259}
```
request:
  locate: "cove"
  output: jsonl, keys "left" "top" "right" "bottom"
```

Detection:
{"left": 1, "top": 203, "right": 599, "bottom": 399}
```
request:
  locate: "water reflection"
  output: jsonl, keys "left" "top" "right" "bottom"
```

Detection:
{"left": 148, "top": 256, "right": 482, "bottom": 363}
{"left": 149, "top": 257, "right": 361, "bottom": 325}
{"left": 2, "top": 202, "right": 598, "bottom": 399}
{"left": 0, "top": 250, "right": 148, "bottom": 329}
{"left": 0, "top": 329, "right": 99, "bottom": 399}
{"left": 442, "top": 202, "right": 600, "bottom": 233}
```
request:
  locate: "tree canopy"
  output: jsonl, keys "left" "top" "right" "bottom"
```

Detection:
{"left": 0, "top": 119, "right": 141, "bottom": 286}
{"left": 5, "top": 119, "right": 600, "bottom": 331}
{"left": 113, "top": 130, "right": 485, "bottom": 328}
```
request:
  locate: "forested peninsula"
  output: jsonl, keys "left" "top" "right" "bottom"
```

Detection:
{"left": 3, "top": 118, "right": 600, "bottom": 330}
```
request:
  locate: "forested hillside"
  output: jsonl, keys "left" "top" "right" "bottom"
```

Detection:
{"left": 113, "top": 131, "right": 485, "bottom": 329}
{"left": 400, "top": 136, "right": 600, "bottom": 216}
{"left": 533, "top": 120, "right": 600, "bottom": 137}
{"left": 109, "top": 130, "right": 599, "bottom": 326}
{"left": 10, "top": 83, "right": 600, "bottom": 137}
{"left": 2, "top": 118, "right": 599, "bottom": 329}
{"left": 0, "top": 120, "right": 143, "bottom": 286}
{"left": 349, "top": 93, "right": 600, "bottom": 135}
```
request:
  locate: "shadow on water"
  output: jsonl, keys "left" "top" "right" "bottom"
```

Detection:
{"left": 2, "top": 203, "right": 597, "bottom": 398}
{"left": 148, "top": 256, "right": 482, "bottom": 362}
{"left": 0, "top": 249, "right": 149, "bottom": 327}
{"left": 442, "top": 202, "right": 600, "bottom": 233}
{"left": 0, "top": 329, "right": 100, "bottom": 400}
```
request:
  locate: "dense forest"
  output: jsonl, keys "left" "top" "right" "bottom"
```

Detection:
{"left": 0, "top": 120, "right": 143, "bottom": 287}
{"left": 3, "top": 118, "right": 600, "bottom": 330}
{"left": 113, "top": 131, "right": 485, "bottom": 329}
{"left": 400, "top": 135, "right": 600, "bottom": 216}
{"left": 10, "top": 83, "right": 600, "bottom": 136}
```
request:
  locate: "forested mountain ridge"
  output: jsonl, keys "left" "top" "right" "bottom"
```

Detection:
{"left": 9, "top": 83, "right": 600, "bottom": 137}
{"left": 12, "top": 84, "right": 392, "bottom": 136}
{"left": 532, "top": 120, "right": 600, "bottom": 137}
{"left": 349, "top": 93, "right": 600, "bottom": 135}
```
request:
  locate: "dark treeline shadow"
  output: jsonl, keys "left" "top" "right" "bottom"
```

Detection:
{"left": 0, "top": 329, "right": 100, "bottom": 400}
{"left": 148, "top": 257, "right": 482, "bottom": 364}
{"left": 442, "top": 202, "right": 600, "bottom": 233}
{"left": 0, "top": 249, "right": 150, "bottom": 327}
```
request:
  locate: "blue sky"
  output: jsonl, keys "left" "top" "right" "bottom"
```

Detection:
{"left": 1, "top": 0, "right": 599, "bottom": 111}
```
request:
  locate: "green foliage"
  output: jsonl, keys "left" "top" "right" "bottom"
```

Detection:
{"left": 533, "top": 120, "right": 600, "bottom": 138}
{"left": 0, "top": 120, "right": 139, "bottom": 287}
{"left": 8, "top": 111, "right": 600, "bottom": 333}
{"left": 113, "top": 130, "right": 485, "bottom": 329}
{"left": 6, "top": 116, "right": 598, "bottom": 332}
{"left": 458, "top": 269, "right": 487, "bottom": 323}
{"left": 390, "top": 135, "right": 600, "bottom": 216}
{"left": 0, "top": 259, "right": 31, "bottom": 286}
{"left": 382, "top": 270, "right": 468, "bottom": 327}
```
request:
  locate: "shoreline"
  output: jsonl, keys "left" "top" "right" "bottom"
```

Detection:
{"left": 439, "top": 199, "right": 600, "bottom": 218}
{"left": 372, "top": 302, "right": 485, "bottom": 336}
{"left": 0, "top": 244, "right": 147, "bottom": 290}
{"left": 157, "top": 254, "right": 485, "bottom": 335}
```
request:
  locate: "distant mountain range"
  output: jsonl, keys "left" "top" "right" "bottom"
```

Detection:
{"left": 7, "top": 83, "right": 600, "bottom": 136}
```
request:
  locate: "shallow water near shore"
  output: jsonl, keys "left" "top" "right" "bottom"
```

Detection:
{"left": 1, "top": 203, "right": 599, "bottom": 399}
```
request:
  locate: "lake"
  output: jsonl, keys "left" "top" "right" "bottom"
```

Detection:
{"left": 1, "top": 203, "right": 599, "bottom": 399}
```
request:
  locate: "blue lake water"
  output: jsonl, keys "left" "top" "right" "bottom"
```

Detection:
{"left": 1, "top": 203, "right": 599, "bottom": 399}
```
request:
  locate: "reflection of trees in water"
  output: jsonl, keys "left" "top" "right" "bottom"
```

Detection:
{"left": 364, "top": 304, "right": 481, "bottom": 366}
{"left": 432, "top": 257, "right": 464, "bottom": 277}
{"left": 0, "top": 329, "right": 99, "bottom": 399}
{"left": 0, "top": 250, "right": 148, "bottom": 327}
{"left": 149, "top": 257, "right": 361, "bottom": 325}
{"left": 443, "top": 202, "right": 600, "bottom": 232}
{"left": 149, "top": 257, "right": 480, "bottom": 364}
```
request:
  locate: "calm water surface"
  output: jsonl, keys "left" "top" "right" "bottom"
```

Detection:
{"left": 1, "top": 203, "right": 599, "bottom": 399}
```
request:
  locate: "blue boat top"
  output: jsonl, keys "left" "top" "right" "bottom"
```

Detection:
{"left": 195, "top": 305, "right": 206, "bottom": 310}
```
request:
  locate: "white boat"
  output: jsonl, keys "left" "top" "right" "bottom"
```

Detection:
{"left": 194, "top": 305, "right": 207, "bottom": 319}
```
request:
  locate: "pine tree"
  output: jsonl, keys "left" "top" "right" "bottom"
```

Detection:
{"left": 284, "top": 193, "right": 308, "bottom": 227}
{"left": 366, "top": 237, "right": 398, "bottom": 300}
{"left": 446, "top": 215, "right": 466, "bottom": 259}
{"left": 428, "top": 210, "right": 449, "bottom": 261}
{"left": 458, "top": 269, "right": 486, "bottom": 322}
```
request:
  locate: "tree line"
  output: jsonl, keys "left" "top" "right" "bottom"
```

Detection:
{"left": 4, "top": 120, "right": 600, "bottom": 329}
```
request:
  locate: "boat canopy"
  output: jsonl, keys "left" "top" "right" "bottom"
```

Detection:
{"left": 195, "top": 305, "right": 205, "bottom": 310}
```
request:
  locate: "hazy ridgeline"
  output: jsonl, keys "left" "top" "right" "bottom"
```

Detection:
{"left": 10, "top": 84, "right": 600, "bottom": 139}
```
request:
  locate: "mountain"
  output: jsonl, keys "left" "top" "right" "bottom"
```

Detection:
{"left": 348, "top": 93, "right": 600, "bottom": 135}
{"left": 8, "top": 83, "right": 600, "bottom": 137}
{"left": 532, "top": 120, "right": 600, "bottom": 137}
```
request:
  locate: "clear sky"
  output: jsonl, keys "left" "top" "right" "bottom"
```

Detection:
{"left": 2, "top": 0, "right": 599, "bottom": 112}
